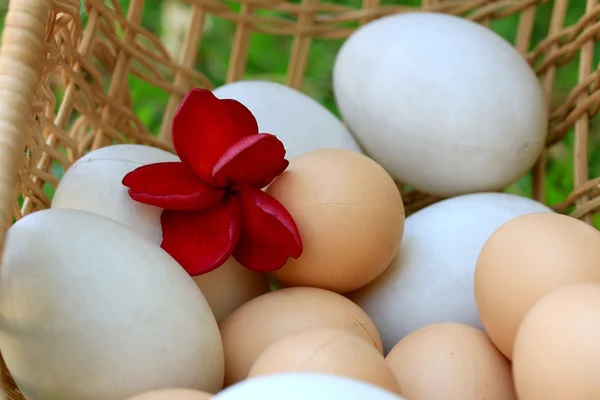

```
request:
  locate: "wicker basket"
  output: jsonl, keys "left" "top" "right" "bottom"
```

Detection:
{"left": 0, "top": 0, "right": 600, "bottom": 398}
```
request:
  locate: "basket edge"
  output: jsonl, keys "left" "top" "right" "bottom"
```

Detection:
{"left": 0, "top": 0, "right": 52, "bottom": 249}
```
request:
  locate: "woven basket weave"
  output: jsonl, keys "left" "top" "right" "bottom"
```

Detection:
{"left": 1, "top": 0, "right": 600, "bottom": 398}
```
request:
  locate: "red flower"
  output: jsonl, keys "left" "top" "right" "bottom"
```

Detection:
{"left": 122, "top": 89, "right": 303, "bottom": 275}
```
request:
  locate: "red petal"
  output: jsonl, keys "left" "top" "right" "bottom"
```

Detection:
{"left": 232, "top": 186, "right": 302, "bottom": 272}
{"left": 161, "top": 196, "right": 242, "bottom": 276}
{"left": 212, "top": 134, "right": 288, "bottom": 188}
{"left": 172, "top": 89, "right": 259, "bottom": 184}
{"left": 122, "top": 162, "right": 225, "bottom": 211}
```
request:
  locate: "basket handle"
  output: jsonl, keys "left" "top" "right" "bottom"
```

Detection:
{"left": 0, "top": 0, "right": 52, "bottom": 252}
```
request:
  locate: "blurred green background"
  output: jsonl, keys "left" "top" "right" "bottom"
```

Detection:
{"left": 0, "top": 0, "right": 599, "bottom": 224}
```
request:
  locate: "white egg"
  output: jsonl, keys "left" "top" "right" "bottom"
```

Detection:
{"left": 52, "top": 144, "right": 178, "bottom": 244}
{"left": 76, "top": 144, "right": 179, "bottom": 165}
{"left": 0, "top": 209, "right": 224, "bottom": 400}
{"left": 213, "top": 373, "right": 405, "bottom": 400}
{"left": 333, "top": 12, "right": 547, "bottom": 197}
{"left": 53, "top": 144, "right": 269, "bottom": 323}
{"left": 193, "top": 257, "right": 269, "bottom": 323}
{"left": 349, "top": 193, "right": 552, "bottom": 354}
{"left": 212, "top": 80, "right": 362, "bottom": 159}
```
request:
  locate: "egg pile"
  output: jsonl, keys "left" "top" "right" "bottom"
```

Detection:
{"left": 1, "top": 11, "right": 599, "bottom": 400}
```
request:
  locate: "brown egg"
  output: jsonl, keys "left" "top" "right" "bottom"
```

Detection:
{"left": 193, "top": 257, "right": 269, "bottom": 323}
{"left": 386, "top": 323, "right": 516, "bottom": 400}
{"left": 266, "top": 148, "right": 405, "bottom": 293}
{"left": 125, "top": 388, "right": 213, "bottom": 400}
{"left": 474, "top": 212, "right": 600, "bottom": 359}
{"left": 248, "top": 327, "right": 400, "bottom": 395}
{"left": 220, "top": 286, "right": 383, "bottom": 386}
{"left": 513, "top": 283, "right": 600, "bottom": 400}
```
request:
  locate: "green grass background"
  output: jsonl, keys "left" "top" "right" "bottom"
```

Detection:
{"left": 0, "top": 0, "right": 599, "bottom": 225}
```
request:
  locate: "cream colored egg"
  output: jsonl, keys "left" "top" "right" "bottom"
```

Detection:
{"left": 475, "top": 213, "right": 600, "bottom": 359}
{"left": 192, "top": 257, "right": 269, "bottom": 323}
{"left": 220, "top": 287, "right": 383, "bottom": 386}
{"left": 0, "top": 209, "right": 224, "bottom": 400}
{"left": 349, "top": 193, "right": 552, "bottom": 353}
{"left": 267, "top": 149, "right": 405, "bottom": 293}
{"left": 513, "top": 284, "right": 600, "bottom": 400}
{"left": 248, "top": 328, "right": 401, "bottom": 394}
{"left": 333, "top": 12, "right": 547, "bottom": 197}
{"left": 214, "top": 373, "right": 406, "bottom": 400}
{"left": 212, "top": 81, "right": 362, "bottom": 159}
{"left": 52, "top": 144, "right": 178, "bottom": 243}
{"left": 386, "top": 323, "right": 516, "bottom": 400}
{"left": 126, "top": 389, "right": 213, "bottom": 400}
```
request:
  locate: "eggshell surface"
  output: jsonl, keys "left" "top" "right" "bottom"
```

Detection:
{"left": 212, "top": 80, "right": 362, "bottom": 159}
{"left": 386, "top": 323, "right": 516, "bottom": 400}
{"left": 214, "top": 373, "right": 406, "bottom": 400}
{"left": 349, "top": 192, "right": 552, "bottom": 353}
{"left": 249, "top": 327, "right": 400, "bottom": 394}
{"left": 219, "top": 286, "right": 383, "bottom": 385}
{"left": 513, "top": 284, "right": 600, "bottom": 400}
{"left": 333, "top": 12, "right": 547, "bottom": 196}
{"left": 475, "top": 212, "right": 600, "bottom": 359}
{"left": 0, "top": 209, "right": 224, "bottom": 400}
{"left": 126, "top": 389, "right": 213, "bottom": 400}
{"left": 51, "top": 144, "right": 178, "bottom": 244}
{"left": 192, "top": 257, "right": 269, "bottom": 323}
{"left": 267, "top": 148, "right": 404, "bottom": 293}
